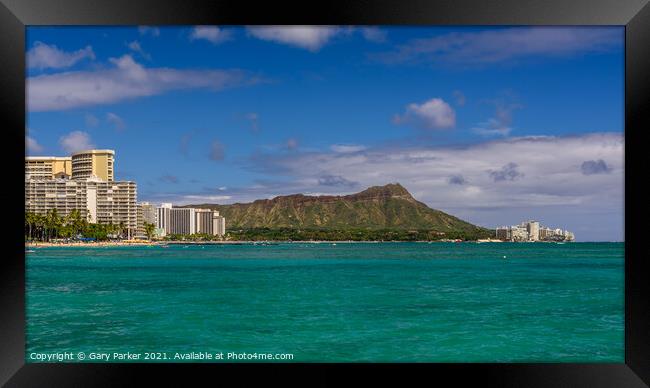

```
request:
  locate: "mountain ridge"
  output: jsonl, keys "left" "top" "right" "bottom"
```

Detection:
{"left": 183, "top": 183, "right": 490, "bottom": 236}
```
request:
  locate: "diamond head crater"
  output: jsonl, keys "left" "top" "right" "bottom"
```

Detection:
{"left": 182, "top": 183, "right": 494, "bottom": 241}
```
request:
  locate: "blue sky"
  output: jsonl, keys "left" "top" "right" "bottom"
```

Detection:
{"left": 26, "top": 26, "right": 624, "bottom": 241}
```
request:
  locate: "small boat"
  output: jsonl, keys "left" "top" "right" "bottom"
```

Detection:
{"left": 26, "top": 249, "right": 35, "bottom": 253}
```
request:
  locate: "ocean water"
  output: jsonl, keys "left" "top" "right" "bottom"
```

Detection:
{"left": 26, "top": 242, "right": 624, "bottom": 362}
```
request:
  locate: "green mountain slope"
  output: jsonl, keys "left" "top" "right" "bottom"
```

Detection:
{"left": 186, "top": 183, "right": 489, "bottom": 234}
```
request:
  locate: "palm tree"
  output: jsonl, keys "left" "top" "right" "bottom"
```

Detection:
{"left": 34, "top": 213, "right": 46, "bottom": 241}
{"left": 46, "top": 209, "right": 61, "bottom": 241}
{"left": 144, "top": 222, "right": 155, "bottom": 240}
{"left": 118, "top": 221, "right": 126, "bottom": 239}
{"left": 66, "top": 209, "right": 84, "bottom": 237}
{"left": 25, "top": 213, "right": 36, "bottom": 241}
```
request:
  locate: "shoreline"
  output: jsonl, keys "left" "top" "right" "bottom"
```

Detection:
{"left": 24, "top": 240, "right": 593, "bottom": 248}
{"left": 26, "top": 240, "right": 478, "bottom": 248}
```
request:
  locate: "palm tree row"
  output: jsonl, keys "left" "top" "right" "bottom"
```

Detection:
{"left": 25, "top": 210, "right": 126, "bottom": 241}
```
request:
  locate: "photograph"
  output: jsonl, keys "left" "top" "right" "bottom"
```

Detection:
{"left": 24, "top": 25, "right": 625, "bottom": 364}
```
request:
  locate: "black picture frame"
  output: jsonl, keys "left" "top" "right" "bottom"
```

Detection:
{"left": 1, "top": 0, "right": 648, "bottom": 386}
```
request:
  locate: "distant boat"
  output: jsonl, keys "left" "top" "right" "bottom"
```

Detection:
{"left": 26, "top": 249, "right": 35, "bottom": 253}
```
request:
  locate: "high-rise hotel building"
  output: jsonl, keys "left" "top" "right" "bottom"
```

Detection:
{"left": 71, "top": 149, "right": 115, "bottom": 181}
{"left": 25, "top": 156, "right": 73, "bottom": 179}
{"left": 495, "top": 220, "right": 574, "bottom": 242}
{"left": 25, "top": 149, "right": 137, "bottom": 237}
{"left": 135, "top": 202, "right": 157, "bottom": 239}
{"left": 156, "top": 203, "right": 225, "bottom": 237}
{"left": 25, "top": 149, "right": 115, "bottom": 182}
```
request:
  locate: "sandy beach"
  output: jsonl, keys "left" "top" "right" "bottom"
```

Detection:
{"left": 25, "top": 240, "right": 505, "bottom": 248}
{"left": 26, "top": 240, "right": 162, "bottom": 248}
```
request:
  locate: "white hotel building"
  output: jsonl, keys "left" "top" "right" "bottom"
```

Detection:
{"left": 156, "top": 203, "right": 225, "bottom": 237}
{"left": 495, "top": 220, "right": 575, "bottom": 242}
{"left": 26, "top": 149, "right": 226, "bottom": 239}
{"left": 25, "top": 150, "right": 137, "bottom": 237}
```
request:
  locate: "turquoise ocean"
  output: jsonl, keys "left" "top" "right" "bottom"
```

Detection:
{"left": 26, "top": 242, "right": 624, "bottom": 362}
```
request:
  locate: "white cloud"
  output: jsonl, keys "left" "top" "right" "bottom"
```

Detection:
{"left": 393, "top": 98, "right": 456, "bottom": 130}
{"left": 127, "top": 40, "right": 151, "bottom": 60}
{"left": 138, "top": 26, "right": 160, "bottom": 37}
{"left": 106, "top": 112, "right": 125, "bottom": 131}
{"left": 145, "top": 133, "right": 624, "bottom": 240}
{"left": 246, "top": 26, "right": 343, "bottom": 51}
{"left": 28, "top": 55, "right": 253, "bottom": 111}
{"left": 59, "top": 131, "right": 95, "bottom": 153}
{"left": 181, "top": 195, "right": 232, "bottom": 202}
{"left": 472, "top": 97, "right": 522, "bottom": 137}
{"left": 360, "top": 27, "right": 387, "bottom": 43}
{"left": 244, "top": 133, "right": 623, "bottom": 236}
{"left": 472, "top": 118, "right": 512, "bottom": 137}
{"left": 330, "top": 144, "right": 367, "bottom": 153}
{"left": 246, "top": 26, "right": 387, "bottom": 51}
{"left": 373, "top": 27, "right": 622, "bottom": 66}
{"left": 190, "top": 26, "right": 232, "bottom": 44}
{"left": 127, "top": 40, "right": 142, "bottom": 52}
{"left": 27, "top": 42, "right": 95, "bottom": 70}
{"left": 26, "top": 135, "right": 44, "bottom": 154}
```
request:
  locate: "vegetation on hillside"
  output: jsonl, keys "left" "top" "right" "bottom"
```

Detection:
{"left": 225, "top": 227, "right": 494, "bottom": 242}
{"left": 186, "top": 183, "right": 493, "bottom": 239}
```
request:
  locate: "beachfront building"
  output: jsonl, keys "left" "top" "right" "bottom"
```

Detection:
{"left": 539, "top": 227, "right": 554, "bottom": 240}
{"left": 155, "top": 203, "right": 172, "bottom": 236}
{"left": 71, "top": 149, "right": 115, "bottom": 181}
{"left": 26, "top": 149, "right": 114, "bottom": 182}
{"left": 25, "top": 156, "right": 72, "bottom": 180}
{"left": 26, "top": 149, "right": 138, "bottom": 238}
{"left": 168, "top": 208, "right": 197, "bottom": 235}
{"left": 214, "top": 213, "right": 226, "bottom": 236}
{"left": 525, "top": 220, "right": 540, "bottom": 241}
{"left": 135, "top": 202, "right": 157, "bottom": 239}
{"left": 510, "top": 226, "right": 529, "bottom": 242}
{"left": 156, "top": 204, "right": 225, "bottom": 237}
{"left": 25, "top": 178, "right": 137, "bottom": 235}
{"left": 89, "top": 179, "right": 137, "bottom": 235}
{"left": 495, "top": 227, "right": 511, "bottom": 241}
{"left": 495, "top": 220, "right": 575, "bottom": 242}
{"left": 196, "top": 208, "right": 226, "bottom": 236}
{"left": 25, "top": 178, "right": 88, "bottom": 217}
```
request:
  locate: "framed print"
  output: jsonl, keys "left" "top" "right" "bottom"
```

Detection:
{"left": 1, "top": 0, "right": 649, "bottom": 386}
